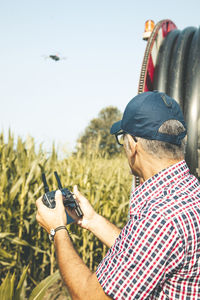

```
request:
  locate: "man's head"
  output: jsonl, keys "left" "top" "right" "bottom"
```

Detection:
{"left": 110, "top": 91, "right": 187, "bottom": 176}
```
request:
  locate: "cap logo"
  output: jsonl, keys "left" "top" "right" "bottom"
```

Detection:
{"left": 161, "top": 94, "right": 172, "bottom": 108}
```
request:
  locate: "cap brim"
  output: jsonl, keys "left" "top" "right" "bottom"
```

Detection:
{"left": 110, "top": 120, "right": 122, "bottom": 134}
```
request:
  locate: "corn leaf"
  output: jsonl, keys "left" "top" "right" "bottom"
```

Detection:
{"left": 0, "top": 272, "right": 15, "bottom": 300}
{"left": 0, "top": 232, "right": 14, "bottom": 239}
{"left": 15, "top": 265, "right": 29, "bottom": 300}
{"left": 0, "top": 248, "right": 13, "bottom": 260}
{"left": 29, "top": 270, "right": 60, "bottom": 300}
{"left": 8, "top": 237, "right": 47, "bottom": 253}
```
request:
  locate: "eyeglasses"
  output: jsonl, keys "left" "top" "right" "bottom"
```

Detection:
{"left": 115, "top": 132, "right": 137, "bottom": 146}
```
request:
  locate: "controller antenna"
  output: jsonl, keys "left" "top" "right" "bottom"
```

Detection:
{"left": 54, "top": 171, "right": 63, "bottom": 189}
{"left": 42, "top": 173, "right": 49, "bottom": 193}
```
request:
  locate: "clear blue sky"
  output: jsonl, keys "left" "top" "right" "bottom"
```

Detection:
{"left": 0, "top": 0, "right": 199, "bottom": 152}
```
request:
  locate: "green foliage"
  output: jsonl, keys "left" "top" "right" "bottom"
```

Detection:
{"left": 0, "top": 273, "right": 15, "bottom": 300}
{"left": 29, "top": 270, "right": 60, "bottom": 300}
{"left": 0, "top": 265, "right": 28, "bottom": 300}
{"left": 0, "top": 131, "right": 132, "bottom": 299}
{"left": 77, "top": 106, "right": 122, "bottom": 156}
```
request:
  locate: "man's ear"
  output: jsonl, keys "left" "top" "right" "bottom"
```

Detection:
{"left": 127, "top": 135, "right": 137, "bottom": 155}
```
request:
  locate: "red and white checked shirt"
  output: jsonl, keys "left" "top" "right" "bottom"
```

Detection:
{"left": 96, "top": 160, "right": 200, "bottom": 299}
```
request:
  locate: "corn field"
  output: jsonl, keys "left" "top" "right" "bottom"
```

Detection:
{"left": 0, "top": 131, "right": 132, "bottom": 299}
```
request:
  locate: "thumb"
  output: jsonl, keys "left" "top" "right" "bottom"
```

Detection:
{"left": 73, "top": 185, "right": 84, "bottom": 203}
{"left": 73, "top": 185, "right": 80, "bottom": 198}
{"left": 55, "top": 190, "right": 64, "bottom": 208}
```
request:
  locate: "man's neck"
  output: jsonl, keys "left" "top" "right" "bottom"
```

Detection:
{"left": 136, "top": 155, "right": 183, "bottom": 182}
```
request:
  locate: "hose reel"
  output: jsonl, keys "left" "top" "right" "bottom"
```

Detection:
{"left": 138, "top": 19, "right": 200, "bottom": 178}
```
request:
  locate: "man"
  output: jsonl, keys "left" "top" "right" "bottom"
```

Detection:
{"left": 36, "top": 91, "right": 200, "bottom": 299}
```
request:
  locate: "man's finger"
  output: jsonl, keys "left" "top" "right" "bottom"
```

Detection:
{"left": 36, "top": 212, "right": 41, "bottom": 223}
{"left": 55, "top": 190, "right": 64, "bottom": 208}
{"left": 73, "top": 185, "right": 80, "bottom": 199}
{"left": 36, "top": 196, "right": 43, "bottom": 208}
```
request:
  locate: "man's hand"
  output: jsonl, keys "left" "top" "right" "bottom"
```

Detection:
{"left": 71, "top": 185, "right": 98, "bottom": 230}
{"left": 36, "top": 190, "right": 67, "bottom": 233}
{"left": 71, "top": 185, "right": 121, "bottom": 247}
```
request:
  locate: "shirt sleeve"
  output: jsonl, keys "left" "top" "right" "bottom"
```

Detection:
{"left": 96, "top": 211, "right": 184, "bottom": 299}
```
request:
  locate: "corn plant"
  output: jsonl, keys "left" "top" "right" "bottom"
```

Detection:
{"left": 0, "top": 131, "right": 132, "bottom": 299}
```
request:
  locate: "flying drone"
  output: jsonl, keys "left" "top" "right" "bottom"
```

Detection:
{"left": 42, "top": 53, "right": 67, "bottom": 61}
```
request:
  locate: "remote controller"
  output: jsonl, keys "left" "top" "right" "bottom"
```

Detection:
{"left": 42, "top": 172, "right": 83, "bottom": 222}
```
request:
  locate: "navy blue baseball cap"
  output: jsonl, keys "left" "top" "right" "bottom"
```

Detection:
{"left": 110, "top": 91, "right": 187, "bottom": 145}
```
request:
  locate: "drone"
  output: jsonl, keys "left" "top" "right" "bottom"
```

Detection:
{"left": 42, "top": 53, "right": 67, "bottom": 62}
{"left": 49, "top": 54, "right": 60, "bottom": 61}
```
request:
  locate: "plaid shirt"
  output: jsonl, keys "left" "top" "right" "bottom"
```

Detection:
{"left": 96, "top": 160, "right": 200, "bottom": 299}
